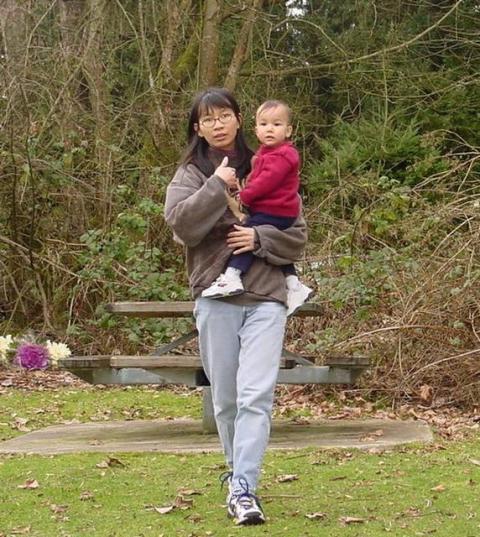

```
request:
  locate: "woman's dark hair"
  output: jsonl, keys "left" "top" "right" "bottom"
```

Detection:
{"left": 181, "top": 87, "right": 253, "bottom": 179}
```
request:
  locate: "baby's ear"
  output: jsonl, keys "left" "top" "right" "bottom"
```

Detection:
{"left": 286, "top": 125, "right": 293, "bottom": 138}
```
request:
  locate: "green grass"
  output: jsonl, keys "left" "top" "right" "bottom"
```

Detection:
{"left": 0, "top": 387, "right": 479, "bottom": 536}
{"left": 0, "top": 387, "right": 202, "bottom": 441}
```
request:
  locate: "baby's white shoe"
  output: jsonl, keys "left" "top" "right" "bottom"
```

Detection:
{"left": 202, "top": 272, "right": 244, "bottom": 298}
{"left": 286, "top": 282, "right": 313, "bottom": 316}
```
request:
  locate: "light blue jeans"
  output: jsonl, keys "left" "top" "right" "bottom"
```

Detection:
{"left": 194, "top": 297, "right": 287, "bottom": 492}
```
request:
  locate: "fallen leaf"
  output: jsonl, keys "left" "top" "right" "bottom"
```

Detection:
{"left": 360, "top": 429, "right": 384, "bottom": 442}
{"left": 174, "top": 495, "right": 193, "bottom": 509}
{"left": 9, "top": 527, "right": 31, "bottom": 535}
{"left": 49, "top": 504, "right": 68, "bottom": 514}
{"left": 431, "top": 484, "right": 446, "bottom": 492}
{"left": 277, "top": 474, "right": 298, "bottom": 483}
{"left": 80, "top": 491, "right": 94, "bottom": 501}
{"left": 468, "top": 459, "right": 480, "bottom": 466}
{"left": 402, "top": 507, "right": 422, "bottom": 518}
{"left": 13, "top": 418, "right": 31, "bottom": 433}
{"left": 18, "top": 479, "right": 39, "bottom": 489}
{"left": 106, "top": 456, "right": 125, "bottom": 467}
{"left": 95, "top": 456, "right": 125, "bottom": 468}
{"left": 177, "top": 488, "right": 202, "bottom": 496}
{"left": 340, "top": 516, "right": 365, "bottom": 525}
{"left": 153, "top": 505, "right": 175, "bottom": 515}
{"left": 305, "top": 512, "right": 327, "bottom": 520}
{"left": 419, "top": 385, "right": 433, "bottom": 402}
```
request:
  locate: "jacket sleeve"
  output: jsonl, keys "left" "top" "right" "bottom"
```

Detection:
{"left": 253, "top": 204, "right": 307, "bottom": 265}
{"left": 164, "top": 165, "right": 228, "bottom": 247}
{"left": 239, "top": 154, "right": 292, "bottom": 206}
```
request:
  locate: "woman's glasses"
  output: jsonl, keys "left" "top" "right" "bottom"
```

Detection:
{"left": 199, "top": 112, "right": 235, "bottom": 129}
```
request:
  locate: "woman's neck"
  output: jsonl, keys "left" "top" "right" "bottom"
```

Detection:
{"left": 209, "top": 146, "right": 237, "bottom": 158}
{"left": 208, "top": 146, "right": 239, "bottom": 167}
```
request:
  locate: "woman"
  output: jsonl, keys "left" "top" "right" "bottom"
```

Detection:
{"left": 164, "top": 88, "right": 307, "bottom": 525}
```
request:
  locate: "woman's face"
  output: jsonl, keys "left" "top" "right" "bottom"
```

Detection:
{"left": 195, "top": 106, "right": 240, "bottom": 151}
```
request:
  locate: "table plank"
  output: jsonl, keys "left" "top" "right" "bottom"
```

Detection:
{"left": 105, "top": 301, "right": 194, "bottom": 318}
{"left": 105, "top": 301, "right": 323, "bottom": 318}
{"left": 60, "top": 356, "right": 111, "bottom": 368}
{"left": 111, "top": 355, "right": 203, "bottom": 368}
{"left": 112, "top": 355, "right": 295, "bottom": 369}
{"left": 325, "top": 355, "right": 370, "bottom": 367}
{"left": 61, "top": 355, "right": 295, "bottom": 370}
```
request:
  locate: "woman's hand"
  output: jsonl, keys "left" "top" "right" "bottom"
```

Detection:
{"left": 215, "top": 157, "right": 238, "bottom": 190}
{"left": 227, "top": 224, "right": 256, "bottom": 254}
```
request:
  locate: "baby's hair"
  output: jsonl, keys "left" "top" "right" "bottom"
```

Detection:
{"left": 256, "top": 100, "right": 292, "bottom": 124}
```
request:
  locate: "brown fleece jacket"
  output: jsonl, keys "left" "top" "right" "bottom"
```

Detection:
{"left": 164, "top": 163, "right": 307, "bottom": 304}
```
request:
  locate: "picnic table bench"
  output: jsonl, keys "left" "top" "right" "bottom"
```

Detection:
{"left": 60, "top": 301, "right": 369, "bottom": 432}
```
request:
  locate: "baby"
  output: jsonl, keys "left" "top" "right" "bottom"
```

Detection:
{"left": 202, "top": 100, "right": 312, "bottom": 315}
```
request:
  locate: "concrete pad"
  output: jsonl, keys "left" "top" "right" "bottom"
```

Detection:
{"left": 0, "top": 418, "right": 433, "bottom": 455}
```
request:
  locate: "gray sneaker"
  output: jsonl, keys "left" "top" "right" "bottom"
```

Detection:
{"left": 227, "top": 479, "right": 265, "bottom": 525}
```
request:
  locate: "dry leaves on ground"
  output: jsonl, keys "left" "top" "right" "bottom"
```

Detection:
{"left": 339, "top": 516, "right": 366, "bottom": 525}
{"left": 95, "top": 456, "right": 125, "bottom": 469}
{"left": 18, "top": 479, "right": 39, "bottom": 489}
{"left": 147, "top": 493, "right": 194, "bottom": 515}
{"left": 305, "top": 512, "right": 327, "bottom": 520}
{"left": 277, "top": 474, "right": 299, "bottom": 483}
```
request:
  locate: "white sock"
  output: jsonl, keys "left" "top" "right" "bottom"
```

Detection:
{"left": 285, "top": 275, "right": 299, "bottom": 289}
{"left": 225, "top": 267, "right": 242, "bottom": 278}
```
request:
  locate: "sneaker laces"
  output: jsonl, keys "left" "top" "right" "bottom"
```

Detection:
{"left": 219, "top": 470, "right": 233, "bottom": 491}
{"left": 230, "top": 477, "right": 262, "bottom": 510}
{"left": 212, "top": 274, "right": 229, "bottom": 287}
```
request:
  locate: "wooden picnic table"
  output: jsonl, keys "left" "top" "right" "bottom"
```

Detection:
{"left": 60, "top": 301, "right": 369, "bottom": 432}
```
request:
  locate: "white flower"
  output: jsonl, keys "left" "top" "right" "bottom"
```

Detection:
{"left": 46, "top": 340, "right": 72, "bottom": 365}
{"left": 0, "top": 335, "right": 14, "bottom": 361}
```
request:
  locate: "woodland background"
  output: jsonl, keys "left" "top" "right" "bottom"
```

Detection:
{"left": 0, "top": 0, "right": 479, "bottom": 407}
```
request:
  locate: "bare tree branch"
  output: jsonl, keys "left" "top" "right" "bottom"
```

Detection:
{"left": 224, "top": 0, "right": 264, "bottom": 92}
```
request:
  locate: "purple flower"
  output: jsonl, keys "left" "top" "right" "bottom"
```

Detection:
{"left": 15, "top": 343, "right": 49, "bottom": 370}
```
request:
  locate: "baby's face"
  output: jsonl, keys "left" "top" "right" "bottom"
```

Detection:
{"left": 255, "top": 105, "right": 292, "bottom": 147}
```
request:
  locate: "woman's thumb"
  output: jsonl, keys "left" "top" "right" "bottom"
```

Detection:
{"left": 220, "top": 156, "right": 229, "bottom": 167}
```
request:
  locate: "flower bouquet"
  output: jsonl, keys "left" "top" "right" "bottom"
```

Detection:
{"left": 0, "top": 334, "right": 71, "bottom": 370}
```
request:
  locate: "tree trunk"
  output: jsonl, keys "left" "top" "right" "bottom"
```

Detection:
{"left": 224, "top": 0, "right": 264, "bottom": 92}
{"left": 0, "top": 0, "right": 25, "bottom": 64}
{"left": 198, "top": 0, "right": 222, "bottom": 87}
{"left": 59, "top": 0, "right": 85, "bottom": 48}
{"left": 158, "top": 0, "right": 192, "bottom": 81}
{"left": 58, "top": 0, "right": 86, "bottom": 139}
{"left": 142, "top": 0, "right": 197, "bottom": 165}
{"left": 83, "top": 0, "right": 113, "bottom": 224}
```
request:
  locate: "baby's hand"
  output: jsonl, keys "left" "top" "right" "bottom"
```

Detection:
{"left": 225, "top": 190, "right": 246, "bottom": 222}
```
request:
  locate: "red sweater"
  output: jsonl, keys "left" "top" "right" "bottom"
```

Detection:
{"left": 239, "top": 141, "right": 300, "bottom": 218}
